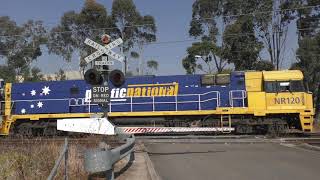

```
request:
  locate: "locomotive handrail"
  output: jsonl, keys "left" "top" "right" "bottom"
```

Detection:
{"left": 10, "top": 98, "right": 70, "bottom": 102}
{"left": 109, "top": 91, "right": 221, "bottom": 112}
{"left": 175, "top": 90, "right": 219, "bottom": 97}
{"left": 0, "top": 100, "right": 15, "bottom": 114}
{"left": 229, "top": 90, "right": 247, "bottom": 107}
{"left": 108, "top": 90, "right": 220, "bottom": 102}
{"left": 109, "top": 97, "right": 219, "bottom": 105}
{"left": 6, "top": 90, "right": 222, "bottom": 113}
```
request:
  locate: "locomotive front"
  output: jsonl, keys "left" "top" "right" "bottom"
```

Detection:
{"left": 245, "top": 70, "right": 314, "bottom": 132}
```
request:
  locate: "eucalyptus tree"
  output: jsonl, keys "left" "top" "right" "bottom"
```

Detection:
{"left": 0, "top": 16, "right": 46, "bottom": 82}
{"left": 183, "top": 0, "right": 304, "bottom": 73}
{"left": 146, "top": 60, "right": 158, "bottom": 75}
{"left": 183, "top": 0, "right": 265, "bottom": 74}
{"left": 112, "top": 0, "right": 156, "bottom": 74}
{"left": 48, "top": 0, "right": 157, "bottom": 75}
{"left": 47, "top": 0, "right": 117, "bottom": 76}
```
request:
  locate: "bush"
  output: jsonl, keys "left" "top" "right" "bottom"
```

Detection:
{"left": 0, "top": 140, "right": 87, "bottom": 179}
{"left": 252, "top": 61, "right": 275, "bottom": 71}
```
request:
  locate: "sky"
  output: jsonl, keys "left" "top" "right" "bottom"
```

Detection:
{"left": 0, "top": 0, "right": 299, "bottom": 76}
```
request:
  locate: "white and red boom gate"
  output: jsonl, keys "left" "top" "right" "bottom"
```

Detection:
{"left": 121, "top": 127, "right": 233, "bottom": 134}
{"left": 57, "top": 118, "right": 234, "bottom": 135}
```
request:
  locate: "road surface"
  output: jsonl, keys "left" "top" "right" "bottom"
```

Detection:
{"left": 145, "top": 142, "right": 320, "bottom": 180}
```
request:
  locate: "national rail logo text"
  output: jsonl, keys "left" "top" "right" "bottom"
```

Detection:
{"left": 85, "top": 83, "right": 179, "bottom": 102}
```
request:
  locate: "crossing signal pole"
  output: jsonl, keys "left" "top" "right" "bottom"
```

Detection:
{"left": 83, "top": 34, "right": 125, "bottom": 116}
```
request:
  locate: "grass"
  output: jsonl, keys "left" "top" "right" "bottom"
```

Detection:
{"left": 0, "top": 139, "right": 88, "bottom": 180}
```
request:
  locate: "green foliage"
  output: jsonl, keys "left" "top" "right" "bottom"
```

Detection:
{"left": 184, "top": 0, "right": 316, "bottom": 73}
{"left": 112, "top": 0, "right": 140, "bottom": 52}
{"left": 219, "top": 68, "right": 233, "bottom": 74}
{"left": 55, "top": 68, "right": 67, "bottom": 81}
{"left": 49, "top": 0, "right": 157, "bottom": 75}
{"left": 184, "top": 0, "right": 266, "bottom": 74}
{"left": 147, "top": 60, "right": 158, "bottom": 70}
{"left": 280, "top": 0, "right": 320, "bottom": 38}
{"left": 23, "top": 67, "right": 45, "bottom": 82}
{"left": 112, "top": 0, "right": 157, "bottom": 74}
{"left": 222, "top": 17, "right": 263, "bottom": 70}
{"left": 292, "top": 31, "right": 320, "bottom": 116}
{"left": 130, "top": 51, "right": 139, "bottom": 59}
{"left": 183, "top": 41, "right": 225, "bottom": 74}
{"left": 146, "top": 59, "right": 158, "bottom": 75}
{"left": 137, "top": 15, "right": 156, "bottom": 44}
{"left": 182, "top": 55, "right": 196, "bottom": 74}
{"left": 0, "top": 65, "right": 15, "bottom": 82}
{"left": 112, "top": 0, "right": 156, "bottom": 50}
{"left": 47, "top": 0, "right": 116, "bottom": 63}
{"left": 189, "top": 0, "right": 220, "bottom": 41}
{"left": 0, "top": 16, "right": 46, "bottom": 82}
{"left": 252, "top": 61, "right": 275, "bottom": 71}
{"left": 184, "top": 0, "right": 223, "bottom": 74}
{"left": 293, "top": 33, "right": 320, "bottom": 89}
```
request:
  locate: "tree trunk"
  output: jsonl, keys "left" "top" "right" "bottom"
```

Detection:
{"left": 139, "top": 45, "right": 144, "bottom": 75}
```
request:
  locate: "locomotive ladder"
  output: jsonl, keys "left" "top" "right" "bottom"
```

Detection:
{"left": 220, "top": 114, "right": 232, "bottom": 133}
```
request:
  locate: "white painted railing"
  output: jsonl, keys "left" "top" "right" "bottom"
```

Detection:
{"left": 5, "top": 90, "right": 247, "bottom": 114}
{"left": 109, "top": 91, "right": 220, "bottom": 112}
{"left": 229, "top": 90, "right": 247, "bottom": 107}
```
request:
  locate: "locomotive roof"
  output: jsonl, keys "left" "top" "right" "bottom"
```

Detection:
{"left": 262, "top": 70, "right": 303, "bottom": 81}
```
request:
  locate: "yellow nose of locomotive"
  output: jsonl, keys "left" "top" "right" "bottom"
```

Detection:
{"left": 245, "top": 70, "right": 314, "bottom": 132}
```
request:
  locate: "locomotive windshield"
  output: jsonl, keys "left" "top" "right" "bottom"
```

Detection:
{"left": 264, "top": 80, "right": 305, "bottom": 93}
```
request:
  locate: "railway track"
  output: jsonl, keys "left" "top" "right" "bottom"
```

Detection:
{"left": 1, "top": 132, "right": 320, "bottom": 147}
{"left": 0, "top": 135, "right": 122, "bottom": 147}
{"left": 136, "top": 134, "right": 320, "bottom": 146}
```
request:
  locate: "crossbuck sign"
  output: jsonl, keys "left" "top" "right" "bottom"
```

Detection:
{"left": 84, "top": 38, "right": 124, "bottom": 63}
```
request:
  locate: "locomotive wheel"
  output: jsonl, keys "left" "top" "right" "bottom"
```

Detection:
{"left": 236, "top": 125, "right": 253, "bottom": 134}
{"left": 43, "top": 127, "right": 58, "bottom": 136}
{"left": 18, "top": 125, "right": 33, "bottom": 137}
{"left": 267, "top": 123, "right": 288, "bottom": 137}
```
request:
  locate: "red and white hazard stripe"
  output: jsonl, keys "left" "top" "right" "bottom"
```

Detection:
{"left": 120, "top": 127, "right": 234, "bottom": 134}
{"left": 57, "top": 117, "right": 235, "bottom": 135}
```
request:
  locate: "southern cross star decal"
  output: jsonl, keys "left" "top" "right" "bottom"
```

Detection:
{"left": 21, "top": 108, "right": 26, "bottom": 114}
{"left": 37, "top": 101, "right": 43, "bottom": 108}
{"left": 42, "top": 86, "right": 51, "bottom": 96}
{"left": 30, "top": 90, "right": 36, "bottom": 96}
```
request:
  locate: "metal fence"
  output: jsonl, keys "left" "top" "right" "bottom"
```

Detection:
{"left": 47, "top": 138, "right": 69, "bottom": 180}
{"left": 84, "top": 134, "right": 135, "bottom": 180}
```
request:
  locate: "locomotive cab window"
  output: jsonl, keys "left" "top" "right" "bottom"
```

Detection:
{"left": 278, "top": 82, "right": 290, "bottom": 92}
{"left": 290, "top": 80, "right": 305, "bottom": 92}
{"left": 264, "top": 80, "right": 305, "bottom": 93}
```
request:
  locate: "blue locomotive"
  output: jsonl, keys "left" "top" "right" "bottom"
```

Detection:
{"left": 0, "top": 70, "right": 314, "bottom": 135}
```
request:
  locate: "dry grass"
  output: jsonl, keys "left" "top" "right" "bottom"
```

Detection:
{"left": 0, "top": 139, "right": 88, "bottom": 180}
